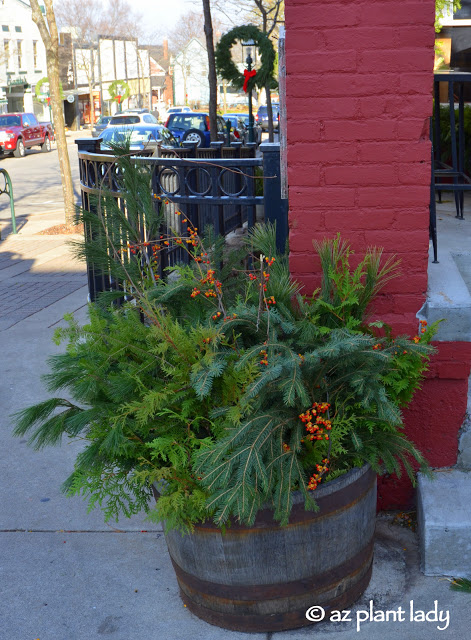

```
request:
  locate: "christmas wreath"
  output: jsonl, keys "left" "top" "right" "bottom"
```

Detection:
{"left": 215, "top": 25, "right": 276, "bottom": 94}
{"left": 108, "top": 79, "right": 131, "bottom": 104}
{"left": 35, "top": 77, "right": 65, "bottom": 103}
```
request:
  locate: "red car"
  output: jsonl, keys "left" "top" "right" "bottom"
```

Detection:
{"left": 0, "top": 112, "right": 54, "bottom": 158}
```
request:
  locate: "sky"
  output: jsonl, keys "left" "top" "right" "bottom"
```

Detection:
{"left": 144, "top": 0, "right": 195, "bottom": 34}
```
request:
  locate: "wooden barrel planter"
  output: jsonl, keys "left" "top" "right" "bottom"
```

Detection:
{"left": 164, "top": 464, "right": 376, "bottom": 632}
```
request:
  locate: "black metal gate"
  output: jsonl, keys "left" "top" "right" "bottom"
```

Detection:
{"left": 76, "top": 139, "right": 288, "bottom": 301}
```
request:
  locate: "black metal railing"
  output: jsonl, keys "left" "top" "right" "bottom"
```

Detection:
{"left": 76, "top": 139, "right": 288, "bottom": 301}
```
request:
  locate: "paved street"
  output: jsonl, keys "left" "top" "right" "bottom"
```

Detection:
{"left": 0, "top": 133, "right": 83, "bottom": 236}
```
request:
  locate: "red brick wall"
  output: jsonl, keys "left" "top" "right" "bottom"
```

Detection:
{"left": 285, "top": 0, "right": 436, "bottom": 335}
{"left": 378, "top": 342, "right": 471, "bottom": 509}
{"left": 284, "top": 1, "right": 471, "bottom": 509}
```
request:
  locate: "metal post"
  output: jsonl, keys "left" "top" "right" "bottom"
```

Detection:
{"left": 260, "top": 142, "right": 288, "bottom": 254}
{"left": 0, "top": 168, "right": 16, "bottom": 239}
{"left": 246, "top": 51, "right": 255, "bottom": 144}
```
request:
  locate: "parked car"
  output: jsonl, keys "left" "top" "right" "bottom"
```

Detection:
{"left": 98, "top": 124, "right": 163, "bottom": 155}
{"left": 165, "top": 112, "right": 229, "bottom": 148}
{"left": 91, "top": 115, "right": 112, "bottom": 138}
{"left": 255, "top": 103, "right": 280, "bottom": 131}
{"left": 108, "top": 113, "right": 158, "bottom": 126}
{"left": 0, "top": 112, "right": 54, "bottom": 157}
{"left": 223, "top": 113, "right": 262, "bottom": 145}
{"left": 160, "top": 105, "right": 193, "bottom": 124}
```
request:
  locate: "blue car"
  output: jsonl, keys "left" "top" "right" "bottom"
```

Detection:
{"left": 165, "top": 112, "right": 228, "bottom": 148}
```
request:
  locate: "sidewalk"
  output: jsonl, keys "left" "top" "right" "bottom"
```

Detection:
{"left": 0, "top": 212, "right": 469, "bottom": 640}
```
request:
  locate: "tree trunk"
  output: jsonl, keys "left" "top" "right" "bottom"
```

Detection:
{"left": 30, "top": 0, "right": 76, "bottom": 225}
{"left": 89, "top": 84, "right": 95, "bottom": 127}
{"left": 48, "top": 53, "right": 76, "bottom": 225}
{"left": 202, "top": 0, "right": 218, "bottom": 142}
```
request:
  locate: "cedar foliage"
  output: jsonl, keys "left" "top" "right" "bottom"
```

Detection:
{"left": 12, "top": 154, "right": 437, "bottom": 532}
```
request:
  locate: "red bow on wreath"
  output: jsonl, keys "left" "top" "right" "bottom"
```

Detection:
{"left": 243, "top": 69, "right": 257, "bottom": 93}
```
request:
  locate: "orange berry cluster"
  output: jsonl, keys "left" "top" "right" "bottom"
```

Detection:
{"left": 420, "top": 319, "right": 427, "bottom": 334}
{"left": 299, "top": 402, "right": 331, "bottom": 442}
{"left": 372, "top": 343, "right": 382, "bottom": 351}
{"left": 259, "top": 349, "right": 268, "bottom": 366}
{"left": 202, "top": 337, "right": 211, "bottom": 344}
{"left": 282, "top": 443, "right": 291, "bottom": 452}
{"left": 223, "top": 313, "right": 237, "bottom": 322}
{"left": 187, "top": 226, "right": 199, "bottom": 248}
{"left": 212, "top": 311, "right": 222, "bottom": 320}
{"left": 264, "top": 296, "right": 276, "bottom": 306}
{"left": 412, "top": 336, "right": 420, "bottom": 344}
{"left": 193, "top": 251, "right": 210, "bottom": 264}
{"left": 307, "top": 458, "right": 330, "bottom": 491}
{"left": 265, "top": 257, "right": 275, "bottom": 267}
{"left": 248, "top": 273, "right": 257, "bottom": 281}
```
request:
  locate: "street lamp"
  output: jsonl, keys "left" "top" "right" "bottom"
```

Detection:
{"left": 242, "top": 40, "right": 256, "bottom": 144}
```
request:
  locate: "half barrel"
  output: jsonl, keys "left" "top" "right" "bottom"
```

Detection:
{"left": 164, "top": 464, "right": 377, "bottom": 632}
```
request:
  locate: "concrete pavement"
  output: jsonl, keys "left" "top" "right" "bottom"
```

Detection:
{"left": 0, "top": 194, "right": 470, "bottom": 638}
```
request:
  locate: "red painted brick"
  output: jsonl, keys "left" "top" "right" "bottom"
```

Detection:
{"left": 288, "top": 74, "right": 399, "bottom": 98}
{"left": 398, "top": 164, "right": 431, "bottom": 185}
{"left": 289, "top": 225, "right": 327, "bottom": 252}
{"left": 358, "top": 141, "right": 430, "bottom": 164}
{"left": 357, "top": 96, "right": 388, "bottom": 118}
{"left": 324, "top": 209, "right": 396, "bottom": 231}
{"left": 392, "top": 209, "right": 430, "bottom": 230}
{"left": 364, "top": 230, "right": 428, "bottom": 252}
{"left": 288, "top": 121, "right": 321, "bottom": 143}
{"left": 358, "top": 49, "right": 434, "bottom": 73}
{"left": 359, "top": 3, "right": 434, "bottom": 26}
{"left": 357, "top": 186, "right": 430, "bottom": 207}
{"left": 383, "top": 95, "right": 433, "bottom": 118}
{"left": 285, "top": 30, "right": 326, "bottom": 51}
{"left": 288, "top": 164, "right": 321, "bottom": 186}
{"left": 286, "top": 97, "right": 358, "bottom": 120}
{"left": 289, "top": 142, "right": 357, "bottom": 164}
{"left": 290, "top": 186, "right": 356, "bottom": 208}
{"left": 286, "top": 51, "right": 357, "bottom": 73}
{"left": 324, "top": 27, "right": 396, "bottom": 51}
{"left": 324, "top": 164, "right": 396, "bottom": 185}
{"left": 381, "top": 274, "right": 428, "bottom": 295}
{"left": 396, "top": 118, "right": 430, "bottom": 141}
{"left": 399, "top": 73, "right": 434, "bottom": 96}
{"left": 289, "top": 253, "right": 322, "bottom": 274}
{"left": 398, "top": 27, "right": 435, "bottom": 49}
{"left": 393, "top": 294, "right": 427, "bottom": 314}
{"left": 286, "top": 5, "right": 360, "bottom": 29}
{"left": 323, "top": 119, "right": 396, "bottom": 141}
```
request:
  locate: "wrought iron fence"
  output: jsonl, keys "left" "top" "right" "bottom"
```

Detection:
{"left": 76, "top": 139, "right": 288, "bottom": 301}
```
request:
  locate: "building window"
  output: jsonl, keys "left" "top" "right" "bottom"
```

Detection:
{"left": 17, "top": 40, "right": 22, "bottom": 69}
{"left": 15, "top": 26, "right": 21, "bottom": 33}
{"left": 2, "top": 26, "right": 9, "bottom": 32}
{"left": 4, "top": 40, "right": 9, "bottom": 70}
{"left": 33, "top": 40, "right": 38, "bottom": 68}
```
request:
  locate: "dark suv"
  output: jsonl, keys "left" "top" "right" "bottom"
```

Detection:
{"left": 165, "top": 113, "right": 228, "bottom": 147}
{"left": 255, "top": 103, "right": 280, "bottom": 131}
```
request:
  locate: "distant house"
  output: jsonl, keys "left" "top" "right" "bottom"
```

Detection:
{"left": 59, "top": 31, "right": 151, "bottom": 126}
{"left": 172, "top": 38, "right": 210, "bottom": 107}
{"left": 142, "top": 40, "right": 173, "bottom": 115}
{"left": 0, "top": 0, "right": 48, "bottom": 118}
